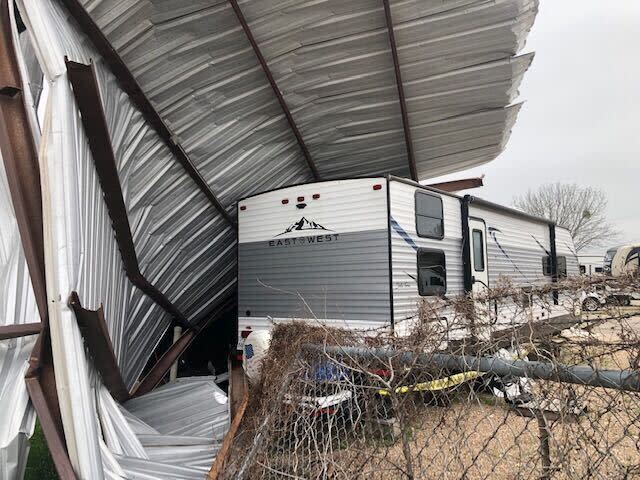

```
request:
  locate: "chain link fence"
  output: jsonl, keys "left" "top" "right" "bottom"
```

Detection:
{"left": 223, "top": 277, "right": 640, "bottom": 479}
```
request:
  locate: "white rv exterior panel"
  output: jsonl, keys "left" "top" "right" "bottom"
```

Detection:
{"left": 468, "top": 203, "right": 552, "bottom": 287}
{"left": 389, "top": 180, "right": 463, "bottom": 326}
{"left": 238, "top": 178, "right": 390, "bottom": 332}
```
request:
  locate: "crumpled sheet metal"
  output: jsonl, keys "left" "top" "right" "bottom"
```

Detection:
{"left": 0, "top": 152, "right": 38, "bottom": 479}
{"left": 81, "top": 0, "right": 536, "bottom": 180}
{"left": 124, "top": 376, "right": 230, "bottom": 441}
{"left": 98, "top": 378, "right": 228, "bottom": 479}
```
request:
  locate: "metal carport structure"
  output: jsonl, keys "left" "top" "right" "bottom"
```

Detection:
{"left": 0, "top": 0, "right": 537, "bottom": 478}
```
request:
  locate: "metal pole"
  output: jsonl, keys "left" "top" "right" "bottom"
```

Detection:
{"left": 536, "top": 411, "right": 552, "bottom": 480}
{"left": 169, "top": 326, "right": 182, "bottom": 381}
{"left": 303, "top": 344, "right": 640, "bottom": 392}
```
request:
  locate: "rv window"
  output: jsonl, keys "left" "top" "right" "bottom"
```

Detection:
{"left": 557, "top": 256, "right": 567, "bottom": 278}
{"left": 595, "top": 266, "right": 603, "bottom": 273}
{"left": 542, "top": 256, "right": 552, "bottom": 276}
{"left": 542, "top": 255, "right": 568, "bottom": 278}
{"left": 472, "top": 229, "right": 485, "bottom": 272}
{"left": 417, "top": 248, "right": 446, "bottom": 296}
{"left": 415, "top": 192, "right": 444, "bottom": 239}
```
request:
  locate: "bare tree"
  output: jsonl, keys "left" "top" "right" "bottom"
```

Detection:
{"left": 513, "top": 183, "right": 617, "bottom": 251}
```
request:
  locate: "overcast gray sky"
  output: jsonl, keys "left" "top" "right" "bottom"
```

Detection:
{"left": 428, "top": 0, "right": 640, "bottom": 255}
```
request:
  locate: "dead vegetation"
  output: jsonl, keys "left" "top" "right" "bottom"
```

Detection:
{"left": 224, "top": 277, "right": 640, "bottom": 479}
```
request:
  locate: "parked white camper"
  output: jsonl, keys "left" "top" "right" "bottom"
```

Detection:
{"left": 610, "top": 244, "right": 640, "bottom": 277}
{"left": 237, "top": 177, "right": 579, "bottom": 341}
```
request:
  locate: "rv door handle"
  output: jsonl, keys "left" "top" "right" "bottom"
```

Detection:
{"left": 471, "top": 276, "right": 476, "bottom": 284}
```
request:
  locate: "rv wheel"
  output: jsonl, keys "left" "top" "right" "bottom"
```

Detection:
{"left": 582, "top": 297, "right": 600, "bottom": 312}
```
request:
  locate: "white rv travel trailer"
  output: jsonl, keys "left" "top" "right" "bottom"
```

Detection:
{"left": 237, "top": 177, "right": 579, "bottom": 339}
{"left": 610, "top": 244, "right": 640, "bottom": 277}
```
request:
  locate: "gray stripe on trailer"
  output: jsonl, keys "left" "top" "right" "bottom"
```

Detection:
{"left": 238, "top": 229, "right": 390, "bottom": 322}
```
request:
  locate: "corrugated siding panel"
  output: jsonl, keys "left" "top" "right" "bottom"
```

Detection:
{"left": 239, "top": 231, "right": 390, "bottom": 323}
{"left": 389, "top": 181, "right": 463, "bottom": 324}
{"left": 469, "top": 203, "right": 551, "bottom": 287}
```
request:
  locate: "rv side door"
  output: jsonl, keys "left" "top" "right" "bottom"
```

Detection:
{"left": 469, "top": 218, "right": 488, "bottom": 296}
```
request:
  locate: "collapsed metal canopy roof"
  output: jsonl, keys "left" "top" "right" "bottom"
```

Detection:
{"left": 0, "top": 0, "right": 538, "bottom": 478}
{"left": 77, "top": 0, "right": 536, "bottom": 183}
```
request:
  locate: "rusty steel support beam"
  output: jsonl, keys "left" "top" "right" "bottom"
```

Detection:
{"left": 0, "top": 1, "right": 47, "bottom": 320}
{"left": 382, "top": 0, "right": 417, "bottom": 181}
{"left": 1, "top": 3, "right": 76, "bottom": 478}
{"left": 69, "top": 292, "right": 130, "bottom": 402}
{"left": 25, "top": 376, "right": 77, "bottom": 479}
{"left": 58, "top": 0, "right": 235, "bottom": 228}
{"left": 228, "top": 0, "right": 320, "bottom": 180}
{"left": 132, "top": 297, "right": 235, "bottom": 397}
{"left": 0, "top": 322, "right": 42, "bottom": 340}
{"left": 427, "top": 177, "right": 484, "bottom": 192}
{"left": 65, "top": 60, "right": 193, "bottom": 332}
{"left": 132, "top": 329, "right": 196, "bottom": 397}
{"left": 25, "top": 335, "right": 76, "bottom": 479}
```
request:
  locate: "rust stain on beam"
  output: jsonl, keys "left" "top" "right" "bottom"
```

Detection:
{"left": 0, "top": 322, "right": 42, "bottom": 340}
{"left": 427, "top": 176, "right": 484, "bottom": 192}
{"left": 66, "top": 60, "right": 193, "bottom": 331}
{"left": 69, "top": 292, "right": 130, "bottom": 402}
{"left": 382, "top": 0, "right": 418, "bottom": 181}
{"left": 228, "top": 0, "right": 320, "bottom": 180}
{"left": 59, "top": 0, "right": 235, "bottom": 227}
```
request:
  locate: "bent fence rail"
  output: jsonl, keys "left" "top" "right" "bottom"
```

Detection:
{"left": 222, "top": 277, "right": 640, "bottom": 479}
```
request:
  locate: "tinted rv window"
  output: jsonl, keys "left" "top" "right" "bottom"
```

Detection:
{"left": 542, "top": 255, "right": 567, "bottom": 278}
{"left": 557, "top": 256, "right": 567, "bottom": 278}
{"left": 542, "top": 256, "right": 552, "bottom": 276}
{"left": 417, "top": 248, "right": 446, "bottom": 296}
{"left": 472, "top": 229, "right": 485, "bottom": 272}
{"left": 415, "top": 192, "right": 444, "bottom": 239}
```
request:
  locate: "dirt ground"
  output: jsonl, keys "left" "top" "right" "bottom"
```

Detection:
{"left": 362, "top": 309, "right": 640, "bottom": 479}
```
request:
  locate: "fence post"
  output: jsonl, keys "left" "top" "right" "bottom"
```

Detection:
{"left": 535, "top": 410, "right": 552, "bottom": 480}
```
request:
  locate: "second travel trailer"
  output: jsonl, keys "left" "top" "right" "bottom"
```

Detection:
{"left": 237, "top": 177, "right": 579, "bottom": 340}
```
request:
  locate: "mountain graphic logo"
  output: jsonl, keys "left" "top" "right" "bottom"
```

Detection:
{"left": 275, "top": 217, "right": 331, "bottom": 236}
